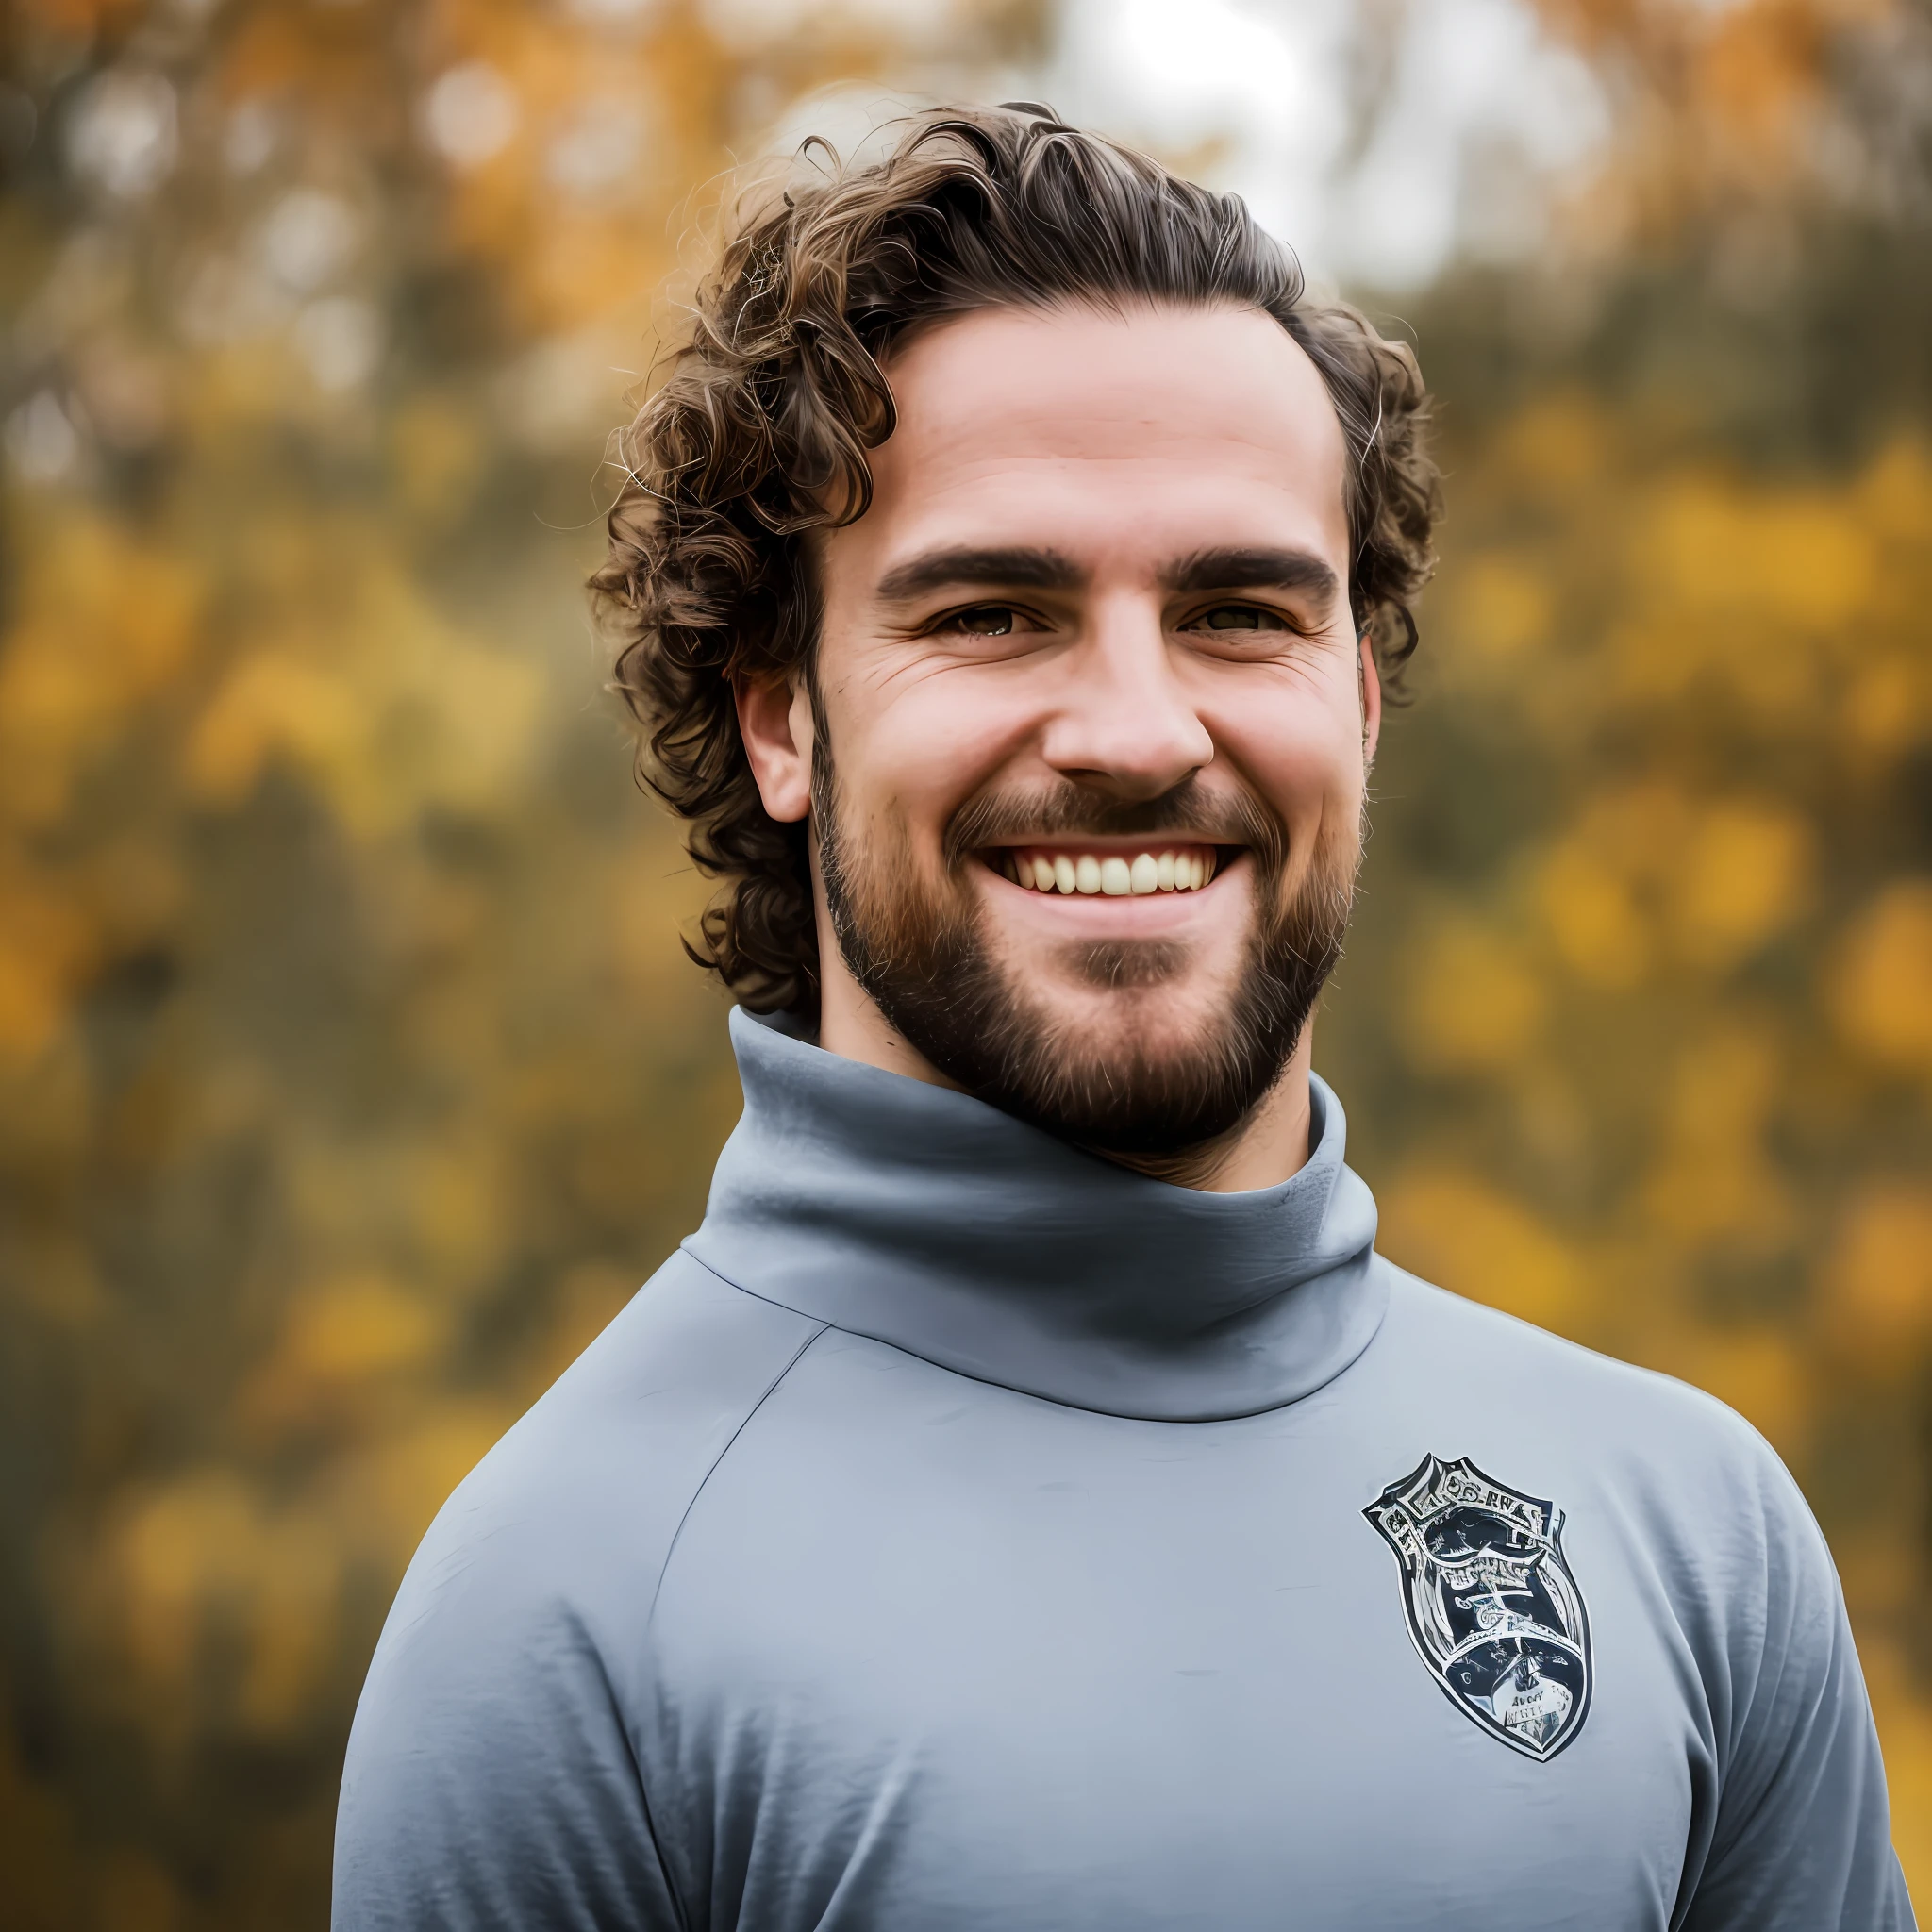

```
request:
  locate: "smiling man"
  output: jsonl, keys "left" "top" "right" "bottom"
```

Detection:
{"left": 334, "top": 107, "right": 1911, "bottom": 1930}
{"left": 742, "top": 296, "right": 1370, "bottom": 1192}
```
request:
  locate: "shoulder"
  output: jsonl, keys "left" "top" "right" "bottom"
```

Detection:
{"left": 1374, "top": 1261, "right": 1772, "bottom": 1446}
{"left": 454, "top": 1247, "right": 824, "bottom": 1525}
{"left": 1357, "top": 1262, "right": 1846, "bottom": 1735}
{"left": 336, "top": 1253, "right": 811, "bottom": 1924}
{"left": 367, "top": 1251, "right": 824, "bottom": 1684}
{"left": 1365, "top": 1260, "right": 1823, "bottom": 1569}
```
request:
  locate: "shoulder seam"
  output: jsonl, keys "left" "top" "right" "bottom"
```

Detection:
{"left": 647, "top": 1316, "right": 828, "bottom": 1622}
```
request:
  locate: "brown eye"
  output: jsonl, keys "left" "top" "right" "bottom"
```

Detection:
{"left": 947, "top": 606, "right": 1018, "bottom": 636}
{"left": 1202, "top": 605, "right": 1286, "bottom": 631}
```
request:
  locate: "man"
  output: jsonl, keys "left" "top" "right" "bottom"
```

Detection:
{"left": 334, "top": 105, "right": 1912, "bottom": 1928}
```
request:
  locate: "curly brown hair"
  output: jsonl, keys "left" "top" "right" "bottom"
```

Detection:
{"left": 591, "top": 102, "right": 1440, "bottom": 1020}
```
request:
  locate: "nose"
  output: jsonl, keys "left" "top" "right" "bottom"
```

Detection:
{"left": 1039, "top": 597, "right": 1214, "bottom": 801}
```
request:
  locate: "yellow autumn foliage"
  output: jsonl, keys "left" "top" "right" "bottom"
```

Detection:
{"left": 1824, "top": 1186, "right": 1932, "bottom": 1365}
{"left": 1832, "top": 883, "right": 1932, "bottom": 1080}
{"left": 1, "top": 0, "right": 1928, "bottom": 1923}
{"left": 1380, "top": 1168, "right": 1588, "bottom": 1332}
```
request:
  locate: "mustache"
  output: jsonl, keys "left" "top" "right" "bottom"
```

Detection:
{"left": 942, "top": 776, "right": 1289, "bottom": 874}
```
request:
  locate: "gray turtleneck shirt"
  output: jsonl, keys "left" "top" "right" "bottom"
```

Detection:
{"left": 334, "top": 1010, "right": 1913, "bottom": 1929}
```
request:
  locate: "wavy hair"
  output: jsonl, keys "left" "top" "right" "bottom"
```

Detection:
{"left": 591, "top": 103, "right": 1440, "bottom": 1019}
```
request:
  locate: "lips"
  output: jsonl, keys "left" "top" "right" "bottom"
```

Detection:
{"left": 990, "top": 845, "right": 1221, "bottom": 897}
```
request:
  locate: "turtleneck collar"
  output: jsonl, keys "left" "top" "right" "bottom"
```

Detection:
{"left": 682, "top": 1008, "right": 1387, "bottom": 1423}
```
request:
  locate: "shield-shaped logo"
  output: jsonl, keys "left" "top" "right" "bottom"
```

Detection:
{"left": 1364, "top": 1454, "right": 1591, "bottom": 1761}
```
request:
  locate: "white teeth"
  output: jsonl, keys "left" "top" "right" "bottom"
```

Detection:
{"left": 1003, "top": 849, "right": 1223, "bottom": 896}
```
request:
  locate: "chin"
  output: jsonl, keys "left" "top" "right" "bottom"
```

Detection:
{"left": 1020, "top": 938, "right": 1239, "bottom": 1024}
{"left": 822, "top": 793, "right": 1343, "bottom": 1156}
{"left": 980, "top": 953, "right": 1279, "bottom": 1138}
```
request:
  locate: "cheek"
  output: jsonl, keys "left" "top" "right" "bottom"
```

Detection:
{"left": 835, "top": 671, "right": 1027, "bottom": 841}
{"left": 1207, "top": 676, "right": 1365, "bottom": 828}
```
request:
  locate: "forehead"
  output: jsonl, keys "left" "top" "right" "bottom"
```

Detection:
{"left": 850, "top": 302, "right": 1351, "bottom": 581}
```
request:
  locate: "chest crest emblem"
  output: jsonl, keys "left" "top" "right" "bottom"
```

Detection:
{"left": 1364, "top": 1454, "right": 1592, "bottom": 1761}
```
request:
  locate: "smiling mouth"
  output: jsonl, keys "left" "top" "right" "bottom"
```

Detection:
{"left": 985, "top": 844, "right": 1225, "bottom": 897}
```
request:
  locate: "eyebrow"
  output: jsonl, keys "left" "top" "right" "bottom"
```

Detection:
{"left": 874, "top": 545, "right": 1087, "bottom": 602}
{"left": 874, "top": 541, "right": 1341, "bottom": 609}
{"left": 1159, "top": 546, "right": 1341, "bottom": 605}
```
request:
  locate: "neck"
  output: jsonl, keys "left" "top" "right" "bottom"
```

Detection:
{"left": 817, "top": 963, "right": 1318, "bottom": 1196}
{"left": 691, "top": 1008, "right": 1386, "bottom": 1421}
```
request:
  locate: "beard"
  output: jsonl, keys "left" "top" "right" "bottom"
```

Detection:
{"left": 815, "top": 754, "right": 1357, "bottom": 1161}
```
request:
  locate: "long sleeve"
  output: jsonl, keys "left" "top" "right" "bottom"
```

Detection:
{"left": 332, "top": 1531, "right": 682, "bottom": 1931}
{"left": 1683, "top": 1451, "right": 1915, "bottom": 1930}
{"left": 331, "top": 1256, "right": 826, "bottom": 1930}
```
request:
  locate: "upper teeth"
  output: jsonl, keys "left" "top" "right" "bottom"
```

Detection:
{"left": 999, "top": 849, "right": 1217, "bottom": 895}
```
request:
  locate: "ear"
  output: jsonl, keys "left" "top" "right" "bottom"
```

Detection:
{"left": 735, "top": 673, "right": 815, "bottom": 824}
{"left": 1358, "top": 634, "right": 1383, "bottom": 771}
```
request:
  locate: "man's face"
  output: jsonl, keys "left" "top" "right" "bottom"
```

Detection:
{"left": 744, "top": 301, "right": 1376, "bottom": 1158}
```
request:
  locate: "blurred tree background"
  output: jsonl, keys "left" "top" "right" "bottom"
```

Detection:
{"left": 0, "top": 0, "right": 1926, "bottom": 1923}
